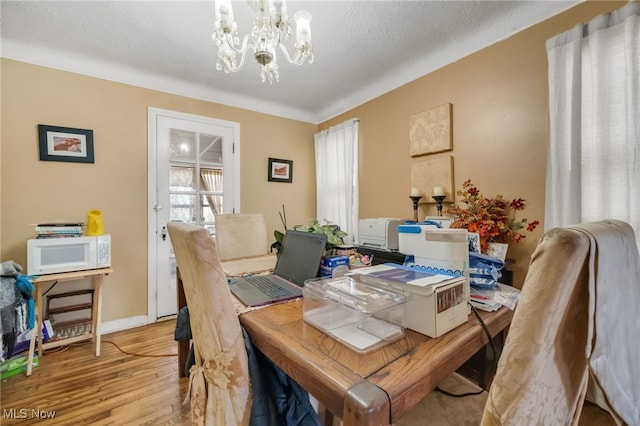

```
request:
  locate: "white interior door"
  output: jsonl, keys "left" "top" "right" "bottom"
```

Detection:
{"left": 148, "top": 108, "right": 240, "bottom": 320}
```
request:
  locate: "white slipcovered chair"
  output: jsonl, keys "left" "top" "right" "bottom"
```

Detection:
{"left": 168, "top": 222, "right": 252, "bottom": 425}
{"left": 397, "top": 220, "right": 639, "bottom": 426}
{"left": 481, "top": 220, "right": 639, "bottom": 425}
{"left": 214, "top": 213, "right": 277, "bottom": 276}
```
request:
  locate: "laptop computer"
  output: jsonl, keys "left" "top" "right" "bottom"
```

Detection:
{"left": 228, "top": 230, "right": 327, "bottom": 307}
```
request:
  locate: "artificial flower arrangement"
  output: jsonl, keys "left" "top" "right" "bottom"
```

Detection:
{"left": 447, "top": 179, "right": 540, "bottom": 253}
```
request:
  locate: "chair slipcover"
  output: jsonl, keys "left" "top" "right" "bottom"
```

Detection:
{"left": 214, "top": 213, "right": 270, "bottom": 261}
{"left": 572, "top": 220, "right": 640, "bottom": 425}
{"left": 482, "top": 220, "right": 640, "bottom": 425}
{"left": 168, "top": 222, "right": 252, "bottom": 426}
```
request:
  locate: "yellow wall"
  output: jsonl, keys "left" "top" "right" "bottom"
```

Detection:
{"left": 0, "top": 1, "right": 624, "bottom": 325}
{"left": 0, "top": 60, "right": 317, "bottom": 322}
{"left": 320, "top": 0, "right": 624, "bottom": 286}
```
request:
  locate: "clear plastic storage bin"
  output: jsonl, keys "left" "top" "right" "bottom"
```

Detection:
{"left": 303, "top": 275, "right": 410, "bottom": 352}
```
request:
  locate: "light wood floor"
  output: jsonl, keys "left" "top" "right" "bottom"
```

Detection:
{"left": 1, "top": 319, "right": 191, "bottom": 425}
{"left": 1, "top": 320, "right": 616, "bottom": 426}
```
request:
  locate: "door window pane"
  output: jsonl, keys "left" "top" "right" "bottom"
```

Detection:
{"left": 169, "top": 129, "right": 197, "bottom": 162}
{"left": 200, "top": 168, "right": 223, "bottom": 193}
{"left": 200, "top": 135, "right": 223, "bottom": 164}
{"left": 170, "top": 194, "right": 197, "bottom": 223}
{"left": 170, "top": 166, "right": 196, "bottom": 192}
{"left": 201, "top": 194, "right": 223, "bottom": 222}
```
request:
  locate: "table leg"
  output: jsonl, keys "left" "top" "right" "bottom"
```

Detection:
{"left": 36, "top": 284, "right": 44, "bottom": 357}
{"left": 93, "top": 274, "right": 104, "bottom": 356}
{"left": 26, "top": 321, "right": 37, "bottom": 376}
{"left": 343, "top": 382, "right": 390, "bottom": 426}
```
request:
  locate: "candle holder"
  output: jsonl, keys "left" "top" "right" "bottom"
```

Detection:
{"left": 409, "top": 196, "right": 423, "bottom": 222}
{"left": 432, "top": 195, "right": 446, "bottom": 216}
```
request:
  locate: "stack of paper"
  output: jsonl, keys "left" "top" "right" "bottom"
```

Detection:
{"left": 470, "top": 283, "right": 520, "bottom": 312}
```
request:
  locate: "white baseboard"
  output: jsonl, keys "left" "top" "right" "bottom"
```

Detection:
{"left": 101, "top": 315, "right": 150, "bottom": 335}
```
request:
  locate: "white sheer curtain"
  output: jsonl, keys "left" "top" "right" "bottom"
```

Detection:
{"left": 314, "top": 119, "right": 359, "bottom": 243}
{"left": 545, "top": 2, "right": 640, "bottom": 244}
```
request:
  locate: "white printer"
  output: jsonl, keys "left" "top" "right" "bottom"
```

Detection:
{"left": 358, "top": 218, "right": 409, "bottom": 251}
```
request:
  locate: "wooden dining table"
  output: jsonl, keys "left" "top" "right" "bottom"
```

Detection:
{"left": 176, "top": 274, "right": 513, "bottom": 425}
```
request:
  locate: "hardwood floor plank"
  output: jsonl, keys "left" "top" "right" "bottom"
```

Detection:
{"left": 1, "top": 320, "right": 190, "bottom": 425}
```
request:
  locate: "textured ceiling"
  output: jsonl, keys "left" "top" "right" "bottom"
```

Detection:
{"left": 1, "top": 1, "right": 580, "bottom": 123}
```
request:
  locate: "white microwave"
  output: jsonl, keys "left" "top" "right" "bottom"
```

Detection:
{"left": 27, "top": 235, "right": 111, "bottom": 276}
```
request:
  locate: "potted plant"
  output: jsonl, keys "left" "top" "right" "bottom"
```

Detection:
{"left": 270, "top": 205, "right": 348, "bottom": 253}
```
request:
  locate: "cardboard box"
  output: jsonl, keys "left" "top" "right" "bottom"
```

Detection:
{"left": 389, "top": 276, "right": 467, "bottom": 337}
{"left": 398, "top": 226, "right": 471, "bottom": 313}
{"left": 303, "top": 275, "right": 409, "bottom": 352}
{"left": 349, "top": 264, "right": 468, "bottom": 338}
{"left": 11, "top": 320, "right": 54, "bottom": 355}
{"left": 398, "top": 226, "right": 468, "bottom": 273}
{"left": 319, "top": 255, "right": 350, "bottom": 277}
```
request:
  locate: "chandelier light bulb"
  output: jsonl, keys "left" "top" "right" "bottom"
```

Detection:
{"left": 215, "top": 0, "right": 235, "bottom": 32}
{"left": 268, "top": 0, "right": 288, "bottom": 28}
{"left": 294, "top": 11, "right": 311, "bottom": 43}
{"left": 212, "top": 0, "right": 313, "bottom": 83}
{"left": 268, "top": 0, "right": 286, "bottom": 15}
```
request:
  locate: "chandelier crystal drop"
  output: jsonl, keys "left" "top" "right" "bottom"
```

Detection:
{"left": 212, "top": 0, "right": 314, "bottom": 83}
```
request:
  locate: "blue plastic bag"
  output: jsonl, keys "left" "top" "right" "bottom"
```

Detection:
{"left": 469, "top": 252, "right": 504, "bottom": 288}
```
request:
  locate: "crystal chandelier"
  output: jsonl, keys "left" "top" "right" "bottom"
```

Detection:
{"left": 212, "top": 0, "right": 314, "bottom": 83}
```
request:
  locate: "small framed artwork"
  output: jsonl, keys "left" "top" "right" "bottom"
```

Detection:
{"left": 486, "top": 242, "right": 509, "bottom": 262}
{"left": 268, "top": 158, "right": 293, "bottom": 183}
{"left": 409, "top": 103, "right": 453, "bottom": 157}
{"left": 410, "top": 155, "right": 454, "bottom": 204}
{"left": 38, "top": 124, "right": 94, "bottom": 163}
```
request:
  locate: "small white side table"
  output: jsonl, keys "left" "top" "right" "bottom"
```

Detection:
{"left": 26, "top": 267, "right": 114, "bottom": 376}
